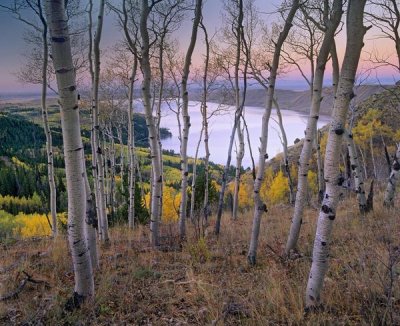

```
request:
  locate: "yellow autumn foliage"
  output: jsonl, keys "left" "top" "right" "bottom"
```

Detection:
{"left": 266, "top": 170, "right": 289, "bottom": 205}
{"left": 144, "top": 186, "right": 181, "bottom": 223}
{"left": 13, "top": 213, "right": 51, "bottom": 237}
{"left": 307, "top": 170, "right": 318, "bottom": 195}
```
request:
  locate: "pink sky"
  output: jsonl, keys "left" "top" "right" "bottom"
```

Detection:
{"left": 0, "top": 0, "right": 398, "bottom": 94}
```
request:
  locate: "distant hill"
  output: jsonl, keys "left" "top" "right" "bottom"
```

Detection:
{"left": 189, "top": 84, "right": 392, "bottom": 115}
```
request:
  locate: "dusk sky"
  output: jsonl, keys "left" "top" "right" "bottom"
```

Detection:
{"left": 0, "top": 0, "right": 398, "bottom": 95}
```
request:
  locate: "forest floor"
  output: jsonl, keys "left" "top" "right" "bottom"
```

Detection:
{"left": 0, "top": 188, "right": 399, "bottom": 325}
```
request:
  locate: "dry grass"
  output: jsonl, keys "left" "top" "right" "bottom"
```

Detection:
{"left": 0, "top": 190, "right": 399, "bottom": 325}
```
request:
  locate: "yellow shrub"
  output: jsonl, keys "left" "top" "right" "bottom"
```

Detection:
{"left": 266, "top": 170, "right": 289, "bottom": 205}
{"left": 13, "top": 213, "right": 51, "bottom": 238}
{"left": 307, "top": 170, "right": 318, "bottom": 195}
{"left": 260, "top": 167, "right": 275, "bottom": 203}
{"left": 144, "top": 186, "right": 181, "bottom": 223}
{"left": 238, "top": 173, "right": 254, "bottom": 209}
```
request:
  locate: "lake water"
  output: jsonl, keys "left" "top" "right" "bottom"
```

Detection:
{"left": 157, "top": 101, "right": 330, "bottom": 168}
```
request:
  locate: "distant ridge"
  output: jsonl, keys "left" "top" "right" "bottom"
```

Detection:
{"left": 1, "top": 84, "right": 391, "bottom": 116}
{"left": 189, "top": 84, "right": 392, "bottom": 115}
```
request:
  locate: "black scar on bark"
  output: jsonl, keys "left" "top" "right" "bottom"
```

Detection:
{"left": 321, "top": 241, "right": 327, "bottom": 246}
{"left": 337, "top": 176, "right": 345, "bottom": 186}
{"left": 334, "top": 127, "right": 344, "bottom": 135}
{"left": 321, "top": 205, "right": 332, "bottom": 214}
{"left": 52, "top": 37, "right": 66, "bottom": 43}
{"left": 328, "top": 214, "right": 336, "bottom": 221}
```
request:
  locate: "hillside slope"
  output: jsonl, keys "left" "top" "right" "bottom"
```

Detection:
{"left": 189, "top": 84, "right": 391, "bottom": 115}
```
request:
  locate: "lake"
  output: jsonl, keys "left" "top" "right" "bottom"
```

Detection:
{"left": 157, "top": 101, "right": 330, "bottom": 168}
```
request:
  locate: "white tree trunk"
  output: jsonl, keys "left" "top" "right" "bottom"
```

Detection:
{"left": 117, "top": 127, "right": 124, "bottom": 195}
{"left": 178, "top": 0, "right": 202, "bottom": 240}
{"left": 306, "top": 0, "right": 368, "bottom": 308}
{"left": 82, "top": 151, "right": 99, "bottom": 270}
{"left": 199, "top": 20, "right": 211, "bottom": 227}
{"left": 92, "top": 0, "right": 109, "bottom": 243}
{"left": 140, "top": 0, "right": 163, "bottom": 247}
{"left": 247, "top": 0, "right": 300, "bottom": 265}
{"left": 231, "top": 0, "right": 245, "bottom": 221}
{"left": 128, "top": 59, "right": 138, "bottom": 229}
{"left": 190, "top": 127, "right": 204, "bottom": 221}
{"left": 87, "top": 0, "right": 102, "bottom": 242}
{"left": 233, "top": 120, "right": 245, "bottom": 220}
{"left": 285, "top": 0, "right": 343, "bottom": 256}
{"left": 45, "top": 0, "right": 94, "bottom": 298}
{"left": 39, "top": 7, "right": 57, "bottom": 237}
{"left": 346, "top": 130, "right": 367, "bottom": 212}
{"left": 273, "top": 98, "right": 294, "bottom": 204}
{"left": 384, "top": 144, "right": 400, "bottom": 206}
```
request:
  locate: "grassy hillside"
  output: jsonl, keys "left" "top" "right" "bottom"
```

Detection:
{"left": 0, "top": 190, "right": 398, "bottom": 324}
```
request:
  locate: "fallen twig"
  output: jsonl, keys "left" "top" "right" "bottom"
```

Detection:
{"left": 0, "top": 271, "right": 50, "bottom": 301}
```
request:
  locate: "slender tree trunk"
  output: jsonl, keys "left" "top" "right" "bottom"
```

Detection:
{"left": 117, "top": 127, "right": 124, "bottom": 195}
{"left": 93, "top": 0, "right": 108, "bottom": 243}
{"left": 316, "top": 130, "right": 325, "bottom": 203}
{"left": 359, "top": 146, "right": 368, "bottom": 179}
{"left": 199, "top": 20, "right": 211, "bottom": 227}
{"left": 128, "top": 58, "right": 138, "bottom": 228}
{"left": 248, "top": 0, "right": 300, "bottom": 265}
{"left": 384, "top": 144, "right": 400, "bottom": 206}
{"left": 370, "top": 137, "right": 377, "bottom": 178}
{"left": 88, "top": 0, "right": 102, "bottom": 241}
{"left": 346, "top": 130, "right": 367, "bottom": 212}
{"left": 285, "top": 0, "right": 343, "bottom": 256}
{"left": 82, "top": 150, "right": 99, "bottom": 270}
{"left": 39, "top": 5, "right": 57, "bottom": 237}
{"left": 140, "top": 0, "right": 162, "bottom": 247}
{"left": 108, "top": 129, "right": 116, "bottom": 221}
{"left": 45, "top": 0, "right": 94, "bottom": 298}
{"left": 178, "top": 0, "right": 202, "bottom": 240}
{"left": 273, "top": 98, "right": 294, "bottom": 204}
{"left": 232, "top": 0, "right": 245, "bottom": 221}
{"left": 190, "top": 127, "right": 204, "bottom": 221}
{"left": 306, "top": 0, "right": 368, "bottom": 308}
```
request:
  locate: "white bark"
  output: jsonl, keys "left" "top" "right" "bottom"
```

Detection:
{"left": 92, "top": 0, "right": 109, "bottom": 243}
{"left": 285, "top": 0, "right": 343, "bottom": 256}
{"left": 233, "top": 120, "right": 245, "bottom": 220}
{"left": 346, "top": 130, "right": 367, "bottom": 212}
{"left": 140, "top": 0, "right": 163, "bottom": 247}
{"left": 232, "top": 0, "right": 245, "bottom": 221}
{"left": 178, "top": 0, "right": 202, "bottom": 240}
{"left": 189, "top": 127, "right": 204, "bottom": 221}
{"left": 87, "top": 0, "right": 102, "bottom": 241}
{"left": 306, "top": 0, "right": 368, "bottom": 307}
{"left": 128, "top": 59, "right": 138, "bottom": 228}
{"left": 82, "top": 151, "right": 99, "bottom": 270}
{"left": 273, "top": 98, "right": 294, "bottom": 204}
{"left": 247, "top": 0, "right": 300, "bottom": 265}
{"left": 117, "top": 127, "right": 124, "bottom": 195}
{"left": 38, "top": 4, "right": 57, "bottom": 238}
{"left": 384, "top": 144, "right": 400, "bottom": 206}
{"left": 45, "top": 0, "right": 94, "bottom": 298}
{"left": 200, "top": 20, "right": 211, "bottom": 226}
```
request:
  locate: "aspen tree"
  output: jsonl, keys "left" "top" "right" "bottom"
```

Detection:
{"left": 92, "top": 0, "right": 109, "bottom": 243}
{"left": 306, "top": 0, "right": 369, "bottom": 308}
{"left": 384, "top": 144, "right": 400, "bottom": 206}
{"left": 45, "top": 0, "right": 94, "bottom": 299}
{"left": 178, "top": 0, "right": 203, "bottom": 240}
{"left": 140, "top": 0, "right": 163, "bottom": 246}
{"left": 285, "top": 0, "right": 343, "bottom": 256}
{"left": 247, "top": 0, "right": 300, "bottom": 265}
